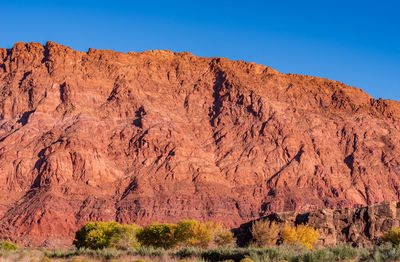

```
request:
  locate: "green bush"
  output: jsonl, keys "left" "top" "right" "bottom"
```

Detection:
{"left": 0, "top": 240, "right": 18, "bottom": 250}
{"left": 73, "top": 219, "right": 231, "bottom": 250}
{"left": 73, "top": 221, "right": 140, "bottom": 249}
{"left": 111, "top": 223, "right": 141, "bottom": 250}
{"left": 137, "top": 220, "right": 219, "bottom": 249}
{"left": 175, "top": 220, "right": 198, "bottom": 243}
{"left": 136, "top": 222, "right": 178, "bottom": 249}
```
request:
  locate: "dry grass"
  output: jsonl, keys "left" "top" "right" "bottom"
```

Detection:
{"left": 1, "top": 243, "right": 399, "bottom": 262}
{"left": 0, "top": 248, "right": 187, "bottom": 262}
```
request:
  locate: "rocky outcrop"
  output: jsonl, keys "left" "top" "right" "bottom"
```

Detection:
{"left": 235, "top": 201, "right": 400, "bottom": 247}
{"left": 0, "top": 42, "right": 399, "bottom": 247}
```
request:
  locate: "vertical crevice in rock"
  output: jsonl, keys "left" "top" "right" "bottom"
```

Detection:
{"left": 208, "top": 59, "right": 228, "bottom": 127}
{"left": 133, "top": 106, "right": 146, "bottom": 128}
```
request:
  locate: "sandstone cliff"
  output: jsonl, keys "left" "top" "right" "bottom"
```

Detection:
{"left": 0, "top": 42, "right": 399, "bottom": 247}
{"left": 235, "top": 202, "right": 400, "bottom": 247}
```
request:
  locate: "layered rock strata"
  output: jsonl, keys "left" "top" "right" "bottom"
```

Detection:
{"left": 235, "top": 201, "right": 400, "bottom": 247}
{"left": 0, "top": 42, "right": 399, "bottom": 246}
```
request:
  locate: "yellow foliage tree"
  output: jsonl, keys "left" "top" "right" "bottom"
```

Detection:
{"left": 187, "top": 221, "right": 216, "bottom": 248}
{"left": 250, "top": 219, "right": 280, "bottom": 247}
{"left": 382, "top": 228, "right": 400, "bottom": 245}
{"left": 175, "top": 220, "right": 217, "bottom": 248}
{"left": 282, "top": 224, "right": 319, "bottom": 250}
{"left": 213, "top": 226, "right": 234, "bottom": 247}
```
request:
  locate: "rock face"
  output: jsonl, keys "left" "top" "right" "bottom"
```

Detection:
{"left": 0, "top": 42, "right": 399, "bottom": 247}
{"left": 235, "top": 201, "right": 400, "bottom": 247}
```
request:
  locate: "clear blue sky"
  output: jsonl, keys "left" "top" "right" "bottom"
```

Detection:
{"left": 1, "top": 0, "right": 399, "bottom": 101}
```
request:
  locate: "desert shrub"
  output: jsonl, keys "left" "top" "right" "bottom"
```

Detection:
{"left": 0, "top": 240, "right": 18, "bottom": 250}
{"left": 250, "top": 219, "right": 280, "bottom": 247}
{"left": 44, "top": 249, "right": 78, "bottom": 258}
{"left": 201, "top": 247, "right": 251, "bottom": 261}
{"left": 51, "top": 247, "right": 122, "bottom": 260}
{"left": 328, "top": 245, "right": 360, "bottom": 260}
{"left": 93, "top": 248, "right": 123, "bottom": 259}
{"left": 251, "top": 248, "right": 283, "bottom": 262}
{"left": 272, "top": 243, "right": 309, "bottom": 261}
{"left": 136, "top": 222, "right": 178, "bottom": 249}
{"left": 168, "top": 244, "right": 361, "bottom": 262}
{"left": 170, "top": 246, "right": 203, "bottom": 258}
{"left": 200, "top": 247, "right": 267, "bottom": 261}
{"left": 73, "top": 221, "right": 140, "bottom": 249}
{"left": 282, "top": 224, "right": 319, "bottom": 250}
{"left": 359, "top": 242, "right": 400, "bottom": 262}
{"left": 213, "top": 227, "right": 235, "bottom": 247}
{"left": 293, "top": 248, "right": 338, "bottom": 262}
{"left": 131, "top": 246, "right": 166, "bottom": 257}
{"left": 44, "top": 248, "right": 103, "bottom": 259}
{"left": 382, "top": 228, "right": 400, "bottom": 245}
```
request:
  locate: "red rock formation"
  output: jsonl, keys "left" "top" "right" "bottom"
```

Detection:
{"left": 0, "top": 42, "right": 399, "bottom": 247}
{"left": 235, "top": 201, "right": 400, "bottom": 247}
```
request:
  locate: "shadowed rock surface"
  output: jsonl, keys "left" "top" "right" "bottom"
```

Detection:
{"left": 235, "top": 201, "right": 400, "bottom": 247}
{"left": 0, "top": 42, "right": 399, "bottom": 247}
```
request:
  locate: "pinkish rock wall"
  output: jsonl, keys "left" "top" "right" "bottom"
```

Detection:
{"left": 0, "top": 42, "right": 399, "bottom": 247}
